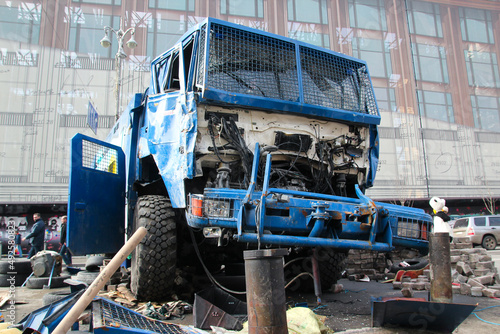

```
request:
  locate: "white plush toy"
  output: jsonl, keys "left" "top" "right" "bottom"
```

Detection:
{"left": 429, "top": 196, "right": 451, "bottom": 235}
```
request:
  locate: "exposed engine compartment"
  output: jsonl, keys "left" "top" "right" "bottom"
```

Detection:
{"left": 193, "top": 106, "right": 370, "bottom": 198}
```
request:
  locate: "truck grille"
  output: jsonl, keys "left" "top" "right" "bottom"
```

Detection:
{"left": 396, "top": 218, "right": 430, "bottom": 240}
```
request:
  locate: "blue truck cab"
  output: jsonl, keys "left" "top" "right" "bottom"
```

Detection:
{"left": 68, "top": 18, "right": 432, "bottom": 301}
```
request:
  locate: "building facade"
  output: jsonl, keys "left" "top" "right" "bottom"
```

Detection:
{"left": 0, "top": 0, "right": 499, "bottom": 216}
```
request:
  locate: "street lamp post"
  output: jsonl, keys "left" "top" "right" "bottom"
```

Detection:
{"left": 100, "top": 19, "right": 137, "bottom": 121}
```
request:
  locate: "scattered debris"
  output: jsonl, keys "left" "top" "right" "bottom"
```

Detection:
{"left": 390, "top": 238, "right": 500, "bottom": 298}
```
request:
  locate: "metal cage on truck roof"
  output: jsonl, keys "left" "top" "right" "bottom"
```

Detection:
{"left": 152, "top": 18, "right": 381, "bottom": 125}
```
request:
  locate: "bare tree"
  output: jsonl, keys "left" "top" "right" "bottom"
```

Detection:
{"left": 482, "top": 187, "right": 497, "bottom": 215}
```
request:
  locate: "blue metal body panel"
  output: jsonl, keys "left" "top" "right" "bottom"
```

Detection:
{"left": 143, "top": 92, "right": 197, "bottom": 208}
{"left": 68, "top": 133, "right": 126, "bottom": 255}
{"left": 199, "top": 88, "right": 381, "bottom": 125}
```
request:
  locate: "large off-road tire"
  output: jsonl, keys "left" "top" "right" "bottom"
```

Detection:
{"left": 130, "top": 195, "right": 177, "bottom": 302}
{"left": 315, "top": 248, "right": 347, "bottom": 290}
{"left": 285, "top": 248, "right": 346, "bottom": 292}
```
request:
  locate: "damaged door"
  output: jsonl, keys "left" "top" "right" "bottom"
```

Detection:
{"left": 67, "top": 133, "right": 126, "bottom": 255}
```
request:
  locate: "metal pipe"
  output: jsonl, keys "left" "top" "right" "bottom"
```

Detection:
{"left": 237, "top": 233, "right": 392, "bottom": 252}
{"left": 244, "top": 249, "right": 289, "bottom": 334}
{"left": 311, "top": 249, "right": 322, "bottom": 305}
{"left": 429, "top": 232, "right": 452, "bottom": 303}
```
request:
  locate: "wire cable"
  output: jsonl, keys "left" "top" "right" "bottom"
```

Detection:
{"left": 188, "top": 226, "right": 246, "bottom": 295}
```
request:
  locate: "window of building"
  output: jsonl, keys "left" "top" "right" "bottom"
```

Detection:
{"left": 288, "top": 24, "right": 329, "bottom": 48}
{"left": 352, "top": 37, "right": 391, "bottom": 78}
{"left": 407, "top": 1, "right": 442, "bottom": 38}
{"left": 411, "top": 43, "right": 449, "bottom": 83}
{"left": 72, "top": 0, "right": 122, "bottom": 5}
{"left": 68, "top": 13, "right": 119, "bottom": 57}
{"left": 460, "top": 7, "right": 494, "bottom": 44}
{"left": 287, "top": 0, "right": 327, "bottom": 24}
{"left": 0, "top": 4, "right": 41, "bottom": 44}
{"left": 147, "top": 18, "right": 188, "bottom": 60}
{"left": 465, "top": 50, "right": 500, "bottom": 88}
{"left": 348, "top": 0, "right": 387, "bottom": 31}
{"left": 373, "top": 87, "right": 396, "bottom": 113}
{"left": 471, "top": 95, "right": 500, "bottom": 132}
{"left": 221, "top": 0, "right": 263, "bottom": 18}
{"left": 149, "top": 0, "right": 194, "bottom": 11}
{"left": 417, "top": 90, "right": 454, "bottom": 123}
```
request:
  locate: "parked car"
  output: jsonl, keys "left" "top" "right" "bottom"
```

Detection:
{"left": 452, "top": 215, "right": 500, "bottom": 250}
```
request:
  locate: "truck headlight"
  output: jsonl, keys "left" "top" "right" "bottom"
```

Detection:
{"left": 203, "top": 227, "right": 222, "bottom": 238}
{"left": 204, "top": 198, "right": 231, "bottom": 218}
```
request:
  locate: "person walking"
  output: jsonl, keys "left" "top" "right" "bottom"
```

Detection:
{"left": 14, "top": 229, "right": 22, "bottom": 257}
{"left": 59, "top": 215, "right": 72, "bottom": 265}
{"left": 23, "top": 213, "right": 46, "bottom": 259}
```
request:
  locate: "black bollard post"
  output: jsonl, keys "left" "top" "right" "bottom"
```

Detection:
{"left": 429, "top": 232, "right": 452, "bottom": 303}
{"left": 244, "top": 249, "right": 289, "bottom": 334}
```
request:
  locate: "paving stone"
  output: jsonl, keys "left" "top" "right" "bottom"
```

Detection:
{"left": 479, "top": 255, "right": 492, "bottom": 262}
{"left": 450, "top": 250, "right": 462, "bottom": 256}
{"left": 417, "top": 275, "right": 428, "bottom": 282}
{"left": 468, "top": 278, "right": 486, "bottom": 289}
{"left": 469, "top": 254, "right": 481, "bottom": 263}
{"left": 456, "top": 262, "right": 474, "bottom": 276}
{"left": 402, "top": 282, "right": 413, "bottom": 289}
{"left": 473, "top": 269, "right": 491, "bottom": 277}
{"left": 475, "top": 275, "right": 494, "bottom": 285}
{"left": 452, "top": 285, "right": 461, "bottom": 294}
{"left": 482, "top": 288, "right": 500, "bottom": 298}
{"left": 476, "top": 261, "right": 494, "bottom": 269}
{"left": 424, "top": 269, "right": 431, "bottom": 279}
{"left": 450, "top": 255, "right": 461, "bottom": 263}
{"left": 456, "top": 274, "right": 468, "bottom": 284}
{"left": 471, "top": 287, "right": 483, "bottom": 297}
{"left": 460, "top": 283, "right": 471, "bottom": 295}
{"left": 413, "top": 282, "right": 426, "bottom": 290}
{"left": 401, "top": 287, "right": 413, "bottom": 298}
{"left": 392, "top": 281, "right": 402, "bottom": 290}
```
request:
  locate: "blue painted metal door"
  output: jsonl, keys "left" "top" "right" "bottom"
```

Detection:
{"left": 67, "top": 133, "right": 126, "bottom": 255}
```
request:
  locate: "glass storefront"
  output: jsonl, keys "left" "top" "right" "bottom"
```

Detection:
{"left": 0, "top": 0, "right": 499, "bottom": 206}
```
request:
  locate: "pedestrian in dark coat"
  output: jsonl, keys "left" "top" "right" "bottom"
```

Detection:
{"left": 23, "top": 213, "right": 45, "bottom": 259}
{"left": 59, "top": 215, "right": 72, "bottom": 265}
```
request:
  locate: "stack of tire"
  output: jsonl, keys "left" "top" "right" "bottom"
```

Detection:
{"left": 25, "top": 251, "right": 71, "bottom": 289}
{"left": 72, "top": 255, "right": 106, "bottom": 285}
{"left": 0, "top": 259, "right": 32, "bottom": 287}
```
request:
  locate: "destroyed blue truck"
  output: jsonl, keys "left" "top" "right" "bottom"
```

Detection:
{"left": 67, "top": 18, "right": 432, "bottom": 301}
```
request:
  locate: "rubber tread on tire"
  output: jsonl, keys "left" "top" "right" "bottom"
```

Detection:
{"left": 42, "top": 291, "right": 72, "bottom": 306}
{"left": 0, "top": 273, "right": 30, "bottom": 287}
{"left": 131, "top": 195, "right": 177, "bottom": 301}
{"left": 74, "top": 270, "right": 100, "bottom": 285}
{"left": 0, "top": 259, "right": 32, "bottom": 275}
{"left": 26, "top": 275, "right": 70, "bottom": 289}
{"left": 85, "top": 255, "right": 106, "bottom": 272}
{"left": 315, "top": 248, "right": 347, "bottom": 290}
